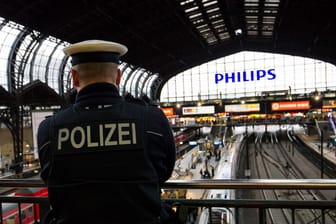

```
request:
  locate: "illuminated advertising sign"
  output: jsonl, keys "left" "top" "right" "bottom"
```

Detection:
{"left": 271, "top": 100, "right": 310, "bottom": 111}
{"left": 182, "top": 105, "right": 215, "bottom": 115}
{"left": 225, "top": 103, "right": 260, "bottom": 112}
{"left": 323, "top": 99, "right": 336, "bottom": 109}
{"left": 32, "top": 111, "right": 54, "bottom": 159}
{"left": 215, "top": 69, "right": 276, "bottom": 84}
{"left": 161, "top": 107, "right": 174, "bottom": 116}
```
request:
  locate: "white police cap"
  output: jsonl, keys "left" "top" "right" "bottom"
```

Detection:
{"left": 63, "top": 40, "right": 128, "bottom": 65}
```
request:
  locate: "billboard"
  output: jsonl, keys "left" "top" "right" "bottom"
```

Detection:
{"left": 323, "top": 99, "right": 336, "bottom": 109}
{"left": 182, "top": 105, "right": 215, "bottom": 115}
{"left": 225, "top": 103, "right": 260, "bottom": 112}
{"left": 271, "top": 100, "right": 310, "bottom": 111}
{"left": 161, "top": 107, "right": 174, "bottom": 117}
{"left": 31, "top": 111, "right": 54, "bottom": 159}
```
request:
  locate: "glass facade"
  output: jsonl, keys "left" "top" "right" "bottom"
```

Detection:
{"left": 160, "top": 51, "right": 336, "bottom": 102}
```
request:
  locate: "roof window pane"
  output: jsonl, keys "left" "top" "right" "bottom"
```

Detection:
{"left": 185, "top": 6, "right": 199, "bottom": 13}
{"left": 206, "top": 36, "right": 217, "bottom": 44}
{"left": 262, "top": 25, "right": 274, "bottom": 31}
{"left": 244, "top": 3, "right": 259, "bottom": 7}
{"left": 265, "top": 3, "right": 279, "bottom": 7}
{"left": 189, "top": 12, "right": 202, "bottom": 19}
{"left": 245, "top": 9, "right": 259, "bottom": 13}
{"left": 209, "top": 14, "right": 221, "bottom": 20}
{"left": 211, "top": 19, "right": 224, "bottom": 25}
{"left": 218, "top": 32, "right": 230, "bottom": 40}
{"left": 213, "top": 24, "right": 224, "bottom": 29}
{"left": 203, "top": 0, "right": 218, "bottom": 7}
{"left": 263, "top": 16, "right": 275, "bottom": 22}
{"left": 248, "top": 30, "right": 258, "bottom": 35}
{"left": 179, "top": 0, "right": 228, "bottom": 45}
{"left": 0, "top": 22, "right": 21, "bottom": 89}
{"left": 192, "top": 19, "right": 204, "bottom": 25}
{"left": 180, "top": 0, "right": 194, "bottom": 6}
{"left": 246, "top": 21, "right": 258, "bottom": 28}
{"left": 199, "top": 28, "right": 211, "bottom": 33}
{"left": 262, "top": 31, "right": 273, "bottom": 36}
{"left": 197, "top": 24, "right": 208, "bottom": 29}
{"left": 264, "top": 9, "right": 278, "bottom": 14}
{"left": 206, "top": 7, "right": 219, "bottom": 14}
{"left": 246, "top": 15, "right": 258, "bottom": 20}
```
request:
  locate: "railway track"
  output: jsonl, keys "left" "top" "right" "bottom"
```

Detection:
{"left": 251, "top": 130, "right": 336, "bottom": 224}
{"left": 0, "top": 166, "right": 41, "bottom": 196}
{"left": 253, "top": 136, "right": 291, "bottom": 224}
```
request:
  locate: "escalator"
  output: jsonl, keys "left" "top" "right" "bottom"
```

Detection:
{"left": 328, "top": 116, "right": 336, "bottom": 146}
{"left": 328, "top": 115, "right": 336, "bottom": 136}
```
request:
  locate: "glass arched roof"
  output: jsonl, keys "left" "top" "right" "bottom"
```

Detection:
{"left": 2, "top": 16, "right": 336, "bottom": 104}
{"left": 0, "top": 17, "right": 155, "bottom": 99}
{"left": 160, "top": 51, "right": 336, "bottom": 103}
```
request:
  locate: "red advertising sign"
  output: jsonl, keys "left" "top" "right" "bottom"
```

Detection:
{"left": 161, "top": 107, "right": 174, "bottom": 116}
{"left": 271, "top": 100, "right": 310, "bottom": 111}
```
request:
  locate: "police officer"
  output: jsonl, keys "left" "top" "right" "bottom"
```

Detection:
{"left": 37, "top": 40, "right": 176, "bottom": 224}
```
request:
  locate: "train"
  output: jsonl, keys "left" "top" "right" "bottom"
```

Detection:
{"left": 174, "top": 128, "right": 198, "bottom": 145}
{"left": 198, "top": 134, "right": 245, "bottom": 224}
{"left": 1, "top": 188, "right": 48, "bottom": 224}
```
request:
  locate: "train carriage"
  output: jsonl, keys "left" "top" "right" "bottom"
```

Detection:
{"left": 1, "top": 188, "right": 48, "bottom": 224}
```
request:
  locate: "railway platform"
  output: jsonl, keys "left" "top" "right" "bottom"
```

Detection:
{"left": 170, "top": 144, "right": 223, "bottom": 199}
{"left": 296, "top": 129, "right": 336, "bottom": 166}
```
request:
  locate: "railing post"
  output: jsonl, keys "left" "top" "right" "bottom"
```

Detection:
{"left": 259, "top": 208, "right": 266, "bottom": 224}
{"left": 18, "top": 203, "right": 22, "bottom": 224}
{"left": 0, "top": 202, "right": 3, "bottom": 222}
{"left": 291, "top": 208, "right": 295, "bottom": 224}
{"left": 208, "top": 206, "right": 212, "bottom": 224}
{"left": 235, "top": 208, "right": 239, "bottom": 224}
{"left": 320, "top": 130, "right": 324, "bottom": 179}
{"left": 34, "top": 203, "right": 38, "bottom": 223}
{"left": 321, "top": 208, "right": 325, "bottom": 224}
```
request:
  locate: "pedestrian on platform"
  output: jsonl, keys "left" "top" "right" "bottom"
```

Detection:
{"left": 206, "top": 150, "right": 211, "bottom": 160}
{"left": 37, "top": 40, "right": 177, "bottom": 224}
{"left": 204, "top": 169, "right": 210, "bottom": 178}
{"left": 210, "top": 165, "right": 215, "bottom": 178}
{"left": 217, "top": 149, "right": 221, "bottom": 160}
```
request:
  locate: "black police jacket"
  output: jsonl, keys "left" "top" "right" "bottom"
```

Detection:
{"left": 38, "top": 83, "right": 176, "bottom": 224}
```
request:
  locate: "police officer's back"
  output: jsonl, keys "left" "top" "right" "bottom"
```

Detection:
{"left": 37, "top": 40, "right": 176, "bottom": 224}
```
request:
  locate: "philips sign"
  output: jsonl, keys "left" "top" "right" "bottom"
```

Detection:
{"left": 215, "top": 69, "right": 276, "bottom": 84}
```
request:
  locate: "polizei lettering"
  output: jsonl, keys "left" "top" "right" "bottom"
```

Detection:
{"left": 215, "top": 69, "right": 276, "bottom": 84}
{"left": 57, "top": 122, "right": 137, "bottom": 151}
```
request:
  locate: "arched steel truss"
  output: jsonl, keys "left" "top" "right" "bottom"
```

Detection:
{"left": 0, "top": 19, "right": 164, "bottom": 167}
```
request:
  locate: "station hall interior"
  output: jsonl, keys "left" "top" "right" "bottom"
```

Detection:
{"left": 0, "top": 0, "right": 336, "bottom": 224}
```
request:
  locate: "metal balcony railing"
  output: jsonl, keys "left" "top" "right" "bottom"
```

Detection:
{"left": 1, "top": 179, "right": 336, "bottom": 224}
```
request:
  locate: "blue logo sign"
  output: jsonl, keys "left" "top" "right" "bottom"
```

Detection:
{"left": 215, "top": 69, "right": 276, "bottom": 84}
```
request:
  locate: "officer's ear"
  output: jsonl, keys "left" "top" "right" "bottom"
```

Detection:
{"left": 116, "top": 68, "right": 122, "bottom": 86}
{"left": 71, "top": 68, "right": 80, "bottom": 88}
